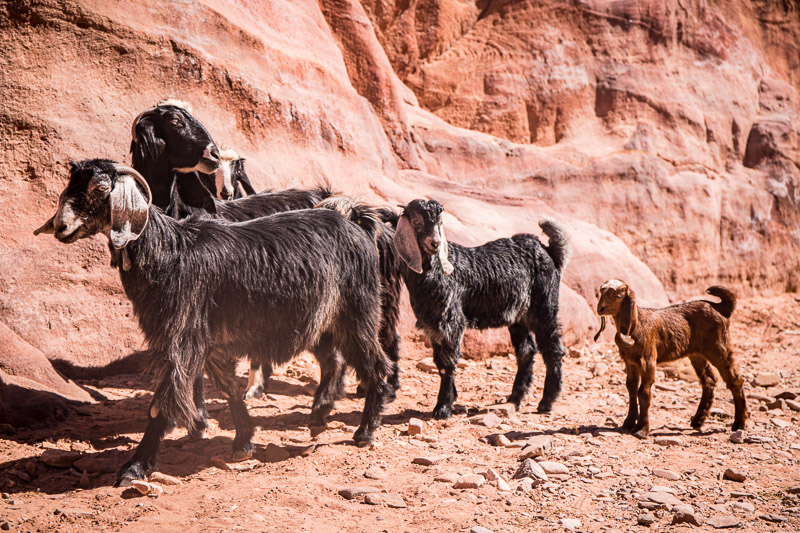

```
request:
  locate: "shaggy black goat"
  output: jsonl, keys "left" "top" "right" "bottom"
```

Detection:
{"left": 35, "top": 160, "right": 391, "bottom": 485}
{"left": 196, "top": 148, "right": 256, "bottom": 200}
{"left": 392, "top": 199, "right": 570, "bottom": 419}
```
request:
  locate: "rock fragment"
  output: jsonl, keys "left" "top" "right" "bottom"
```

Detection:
{"left": 407, "top": 418, "right": 424, "bottom": 436}
{"left": 729, "top": 430, "right": 745, "bottom": 444}
{"left": 537, "top": 461, "right": 569, "bottom": 475}
{"left": 654, "top": 436, "right": 683, "bottom": 447}
{"left": 454, "top": 474, "right": 485, "bottom": 489}
{"left": 706, "top": 515, "right": 741, "bottom": 528}
{"left": 131, "top": 480, "right": 163, "bottom": 497}
{"left": 652, "top": 469, "right": 680, "bottom": 480}
{"left": 560, "top": 518, "right": 581, "bottom": 530}
{"left": 412, "top": 456, "right": 443, "bottom": 466}
{"left": 149, "top": 472, "right": 183, "bottom": 486}
{"left": 723, "top": 468, "right": 747, "bottom": 482}
{"left": 364, "top": 492, "right": 406, "bottom": 508}
{"left": 469, "top": 412, "right": 502, "bottom": 428}
{"left": 519, "top": 435, "right": 552, "bottom": 459}
{"left": 638, "top": 511, "right": 656, "bottom": 526}
{"left": 513, "top": 459, "right": 548, "bottom": 483}
{"left": 40, "top": 450, "right": 81, "bottom": 468}
{"left": 752, "top": 373, "right": 780, "bottom": 388}
{"left": 470, "top": 527, "right": 494, "bottom": 533}
{"left": 338, "top": 486, "right": 379, "bottom": 500}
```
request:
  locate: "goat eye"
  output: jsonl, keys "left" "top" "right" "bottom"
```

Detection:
{"left": 171, "top": 118, "right": 184, "bottom": 128}
{"left": 616, "top": 294, "right": 623, "bottom": 298}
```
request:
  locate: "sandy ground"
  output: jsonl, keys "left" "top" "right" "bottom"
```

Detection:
{"left": 1, "top": 294, "right": 799, "bottom": 532}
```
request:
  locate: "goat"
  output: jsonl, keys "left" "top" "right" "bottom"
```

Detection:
{"left": 196, "top": 148, "right": 256, "bottom": 201}
{"left": 392, "top": 199, "right": 570, "bottom": 419}
{"left": 130, "top": 104, "right": 403, "bottom": 408}
{"left": 594, "top": 279, "right": 746, "bottom": 438}
{"left": 35, "top": 160, "right": 391, "bottom": 486}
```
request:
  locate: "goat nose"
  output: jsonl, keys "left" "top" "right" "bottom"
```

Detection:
{"left": 54, "top": 221, "right": 68, "bottom": 234}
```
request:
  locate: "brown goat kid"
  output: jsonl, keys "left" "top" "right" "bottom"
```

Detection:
{"left": 594, "top": 279, "right": 746, "bottom": 438}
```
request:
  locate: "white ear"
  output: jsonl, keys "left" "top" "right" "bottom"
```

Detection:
{"left": 109, "top": 174, "right": 150, "bottom": 249}
{"left": 393, "top": 215, "right": 423, "bottom": 274}
{"left": 436, "top": 221, "right": 454, "bottom": 275}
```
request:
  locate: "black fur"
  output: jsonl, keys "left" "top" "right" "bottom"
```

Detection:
{"left": 45, "top": 159, "right": 391, "bottom": 485}
{"left": 393, "top": 199, "right": 570, "bottom": 419}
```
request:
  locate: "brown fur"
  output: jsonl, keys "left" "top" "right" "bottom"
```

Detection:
{"left": 595, "top": 279, "right": 746, "bottom": 438}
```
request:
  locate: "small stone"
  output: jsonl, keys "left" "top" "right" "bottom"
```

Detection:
{"left": 513, "top": 459, "right": 548, "bottom": 483}
{"left": 408, "top": 418, "right": 424, "bottom": 436}
{"left": 744, "top": 435, "right": 773, "bottom": 444}
{"left": 56, "top": 508, "right": 95, "bottom": 519}
{"left": 639, "top": 501, "right": 662, "bottom": 511}
{"left": 785, "top": 400, "right": 800, "bottom": 412}
{"left": 338, "top": 486, "right": 379, "bottom": 500}
{"left": 519, "top": 435, "right": 552, "bottom": 459}
{"left": 454, "top": 474, "right": 485, "bottom": 489}
{"left": 638, "top": 511, "right": 656, "bottom": 526}
{"left": 487, "top": 434, "right": 512, "bottom": 447}
{"left": 40, "top": 450, "right": 81, "bottom": 468}
{"left": 470, "top": 527, "right": 494, "bottom": 533}
{"left": 364, "top": 492, "right": 406, "bottom": 508}
{"left": 706, "top": 515, "right": 741, "bottom": 528}
{"left": 469, "top": 412, "right": 502, "bottom": 428}
{"left": 729, "top": 430, "right": 745, "bottom": 444}
{"left": 639, "top": 491, "right": 682, "bottom": 508}
{"left": 537, "top": 461, "right": 569, "bottom": 475}
{"left": 79, "top": 470, "right": 90, "bottom": 489}
{"left": 652, "top": 469, "right": 680, "bottom": 480}
{"left": 786, "top": 486, "right": 800, "bottom": 494}
{"left": 148, "top": 472, "right": 183, "bottom": 486}
{"left": 772, "top": 418, "right": 791, "bottom": 428}
{"left": 131, "top": 480, "right": 163, "bottom": 497}
{"left": 650, "top": 486, "right": 677, "bottom": 495}
{"left": 412, "top": 456, "right": 442, "bottom": 466}
{"left": 514, "top": 477, "right": 535, "bottom": 493}
{"left": 0, "top": 521, "right": 9, "bottom": 530}
{"left": 486, "top": 403, "right": 516, "bottom": 418}
{"left": 672, "top": 506, "right": 705, "bottom": 526}
{"left": 72, "top": 457, "right": 106, "bottom": 474}
{"left": 730, "top": 491, "right": 755, "bottom": 499}
{"left": 560, "top": 518, "right": 581, "bottom": 530}
{"left": 364, "top": 466, "right": 386, "bottom": 480}
{"left": 495, "top": 478, "right": 511, "bottom": 492}
{"left": 776, "top": 390, "right": 798, "bottom": 400}
{"left": 767, "top": 399, "right": 786, "bottom": 410}
{"left": 759, "top": 514, "right": 788, "bottom": 523}
{"left": 731, "top": 501, "right": 754, "bottom": 513}
{"left": 416, "top": 358, "right": 438, "bottom": 373}
{"left": 434, "top": 472, "right": 460, "bottom": 483}
{"left": 654, "top": 436, "right": 683, "bottom": 447}
{"left": 723, "top": 468, "right": 747, "bottom": 482}
{"left": 263, "top": 443, "right": 291, "bottom": 463}
{"left": 752, "top": 373, "right": 781, "bottom": 388}
{"left": 590, "top": 362, "right": 609, "bottom": 377}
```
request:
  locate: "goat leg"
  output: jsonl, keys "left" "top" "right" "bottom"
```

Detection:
{"left": 244, "top": 360, "right": 270, "bottom": 400}
{"left": 188, "top": 375, "right": 210, "bottom": 439}
{"left": 206, "top": 351, "right": 255, "bottom": 461}
{"left": 633, "top": 356, "right": 656, "bottom": 438}
{"left": 689, "top": 355, "right": 717, "bottom": 430}
{"left": 310, "top": 343, "right": 345, "bottom": 435}
{"left": 534, "top": 330, "right": 565, "bottom": 413}
{"left": 507, "top": 324, "right": 536, "bottom": 408}
{"left": 622, "top": 363, "right": 640, "bottom": 431}
{"left": 431, "top": 341, "right": 459, "bottom": 420}
{"left": 116, "top": 410, "right": 172, "bottom": 486}
{"left": 353, "top": 378, "right": 388, "bottom": 446}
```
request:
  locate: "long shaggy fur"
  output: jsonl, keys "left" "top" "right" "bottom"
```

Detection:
{"left": 393, "top": 199, "right": 569, "bottom": 419}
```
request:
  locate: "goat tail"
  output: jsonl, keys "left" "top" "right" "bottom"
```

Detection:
{"left": 539, "top": 217, "right": 570, "bottom": 271}
{"left": 315, "top": 196, "right": 383, "bottom": 242}
{"left": 705, "top": 286, "right": 736, "bottom": 318}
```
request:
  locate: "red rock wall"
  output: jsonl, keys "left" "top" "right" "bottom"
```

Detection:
{"left": 1, "top": 0, "right": 798, "bottom": 411}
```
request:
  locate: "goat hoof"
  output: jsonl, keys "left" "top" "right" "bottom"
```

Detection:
{"left": 116, "top": 464, "right": 147, "bottom": 488}
{"left": 731, "top": 421, "right": 746, "bottom": 432}
{"left": 536, "top": 403, "right": 553, "bottom": 414}
{"left": 432, "top": 405, "right": 453, "bottom": 420}
{"left": 230, "top": 448, "right": 254, "bottom": 462}
{"left": 243, "top": 386, "right": 264, "bottom": 401}
{"left": 384, "top": 389, "right": 397, "bottom": 404}
{"left": 309, "top": 424, "right": 328, "bottom": 438}
{"left": 633, "top": 429, "right": 649, "bottom": 439}
{"left": 353, "top": 428, "right": 373, "bottom": 447}
{"left": 690, "top": 417, "right": 705, "bottom": 430}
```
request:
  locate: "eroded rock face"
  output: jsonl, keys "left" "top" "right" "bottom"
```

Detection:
{"left": 1, "top": 0, "right": 798, "bottom": 404}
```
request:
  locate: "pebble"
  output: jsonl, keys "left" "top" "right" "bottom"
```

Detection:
{"left": 776, "top": 390, "right": 798, "bottom": 400}
{"left": 723, "top": 468, "right": 747, "bottom": 482}
{"left": 752, "top": 373, "right": 781, "bottom": 388}
{"left": 731, "top": 501, "right": 754, "bottom": 513}
{"left": 729, "top": 430, "right": 745, "bottom": 444}
{"left": 519, "top": 435, "right": 552, "bottom": 459}
{"left": 560, "top": 518, "right": 581, "bottom": 530}
{"left": 149, "top": 472, "right": 183, "bottom": 486}
{"left": 759, "top": 514, "right": 788, "bottom": 523}
{"left": 495, "top": 478, "right": 511, "bottom": 492}
{"left": 650, "top": 485, "right": 677, "bottom": 495}
{"left": 487, "top": 434, "right": 512, "bottom": 447}
{"left": 412, "top": 456, "right": 443, "bottom": 466}
{"left": 639, "top": 491, "right": 682, "bottom": 509}
{"left": 637, "top": 511, "right": 656, "bottom": 526}
{"left": 131, "top": 480, "right": 163, "bottom": 497}
{"left": 772, "top": 418, "right": 791, "bottom": 428}
{"left": 744, "top": 435, "right": 773, "bottom": 444}
{"left": 40, "top": 449, "right": 81, "bottom": 468}
{"left": 672, "top": 505, "right": 704, "bottom": 526}
{"left": 55, "top": 508, "right": 95, "bottom": 519}
{"left": 0, "top": 521, "right": 8, "bottom": 531}
{"left": 513, "top": 459, "right": 548, "bottom": 483}
{"left": 469, "top": 412, "right": 502, "bottom": 428}
{"left": 262, "top": 443, "right": 290, "bottom": 462}
{"left": 786, "top": 486, "right": 800, "bottom": 494}
{"left": 453, "top": 474, "right": 485, "bottom": 489}
{"left": 515, "top": 477, "right": 535, "bottom": 493}
{"left": 470, "top": 527, "right": 494, "bottom": 533}
{"left": 786, "top": 400, "right": 800, "bottom": 412}
{"left": 706, "top": 515, "right": 741, "bottom": 528}
{"left": 408, "top": 418, "right": 424, "bottom": 436}
{"left": 652, "top": 469, "right": 680, "bottom": 480}
{"left": 338, "top": 486, "right": 379, "bottom": 500}
{"left": 364, "top": 466, "right": 386, "bottom": 480}
{"left": 654, "top": 436, "right": 683, "bottom": 447}
{"left": 416, "top": 358, "right": 438, "bottom": 373}
{"left": 590, "top": 362, "right": 609, "bottom": 377}
{"left": 730, "top": 491, "right": 755, "bottom": 499}
{"left": 364, "top": 493, "right": 406, "bottom": 508}
{"left": 486, "top": 403, "right": 516, "bottom": 418}
{"left": 434, "top": 472, "right": 460, "bottom": 483}
{"left": 537, "top": 461, "right": 569, "bottom": 475}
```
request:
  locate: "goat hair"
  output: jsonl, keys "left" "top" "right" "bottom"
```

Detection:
{"left": 35, "top": 159, "right": 391, "bottom": 486}
{"left": 594, "top": 279, "right": 746, "bottom": 437}
{"left": 392, "top": 199, "right": 570, "bottom": 419}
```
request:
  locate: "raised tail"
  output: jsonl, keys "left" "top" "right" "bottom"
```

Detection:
{"left": 705, "top": 286, "right": 736, "bottom": 318}
{"left": 539, "top": 217, "right": 570, "bottom": 272}
{"left": 315, "top": 195, "right": 383, "bottom": 242}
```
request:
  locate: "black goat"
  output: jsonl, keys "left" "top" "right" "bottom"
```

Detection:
{"left": 35, "top": 160, "right": 391, "bottom": 485}
{"left": 130, "top": 102, "right": 404, "bottom": 409}
{"left": 196, "top": 148, "right": 256, "bottom": 200}
{"left": 392, "top": 199, "right": 570, "bottom": 419}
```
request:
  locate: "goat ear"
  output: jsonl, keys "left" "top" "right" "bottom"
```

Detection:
{"left": 236, "top": 167, "right": 257, "bottom": 196}
{"left": 34, "top": 215, "right": 55, "bottom": 235}
{"left": 176, "top": 172, "right": 217, "bottom": 214}
{"left": 436, "top": 221, "right": 454, "bottom": 275}
{"left": 109, "top": 172, "right": 150, "bottom": 249}
{"left": 618, "top": 288, "right": 638, "bottom": 336}
{"left": 133, "top": 120, "right": 165, "bottom": 162}
{"left": 394, "top": 215, "right": 423, "bottom": 274}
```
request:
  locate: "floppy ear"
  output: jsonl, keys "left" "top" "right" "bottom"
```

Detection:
{"left": 234, "top": 162, "right": 257, "bottom": 196}
{"left": 176, "top": 172, "right": 218, "bottom": 214}
{"left": 617, "top": 287, "right": 638, "bottom": 336}
{"left": 132, "top": 120, "right": 165, "bottom": 162}
{"left": 34, "top": 215, "right": 55, "bottom": 235}
{"left": 393, "top": 215, "right": 423, "bottom": 274}
{"left": 436, "top": 221, "right": 454, "bottom": 275}
{"left": 109, "top": 171, "right": 151, "bottom": 249}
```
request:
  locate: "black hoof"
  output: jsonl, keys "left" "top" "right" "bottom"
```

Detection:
{"left": 432, "top": 404, "right": 453, "bottom": 420}
{"left": 116, "top": 463, "right": 147, "bottom": 488}
{"left": 353, "top": 427, "right": 373, "bottom": 447}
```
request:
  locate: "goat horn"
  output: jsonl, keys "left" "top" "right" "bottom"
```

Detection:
{"left": 593, "top": 316, "right": 606, "bottom": 342}
{"left": 130, "top": 107, "right": 158, "bottom": 143}
{"left": 114, "top": 164, "right": 152, "bottom": 205}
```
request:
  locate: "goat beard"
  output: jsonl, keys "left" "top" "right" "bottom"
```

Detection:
{"left": 437, "top": 223, "right": 454, "bottom": 275}
{"left": 593, "top": 316, "right": 606, "bottom": 342}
